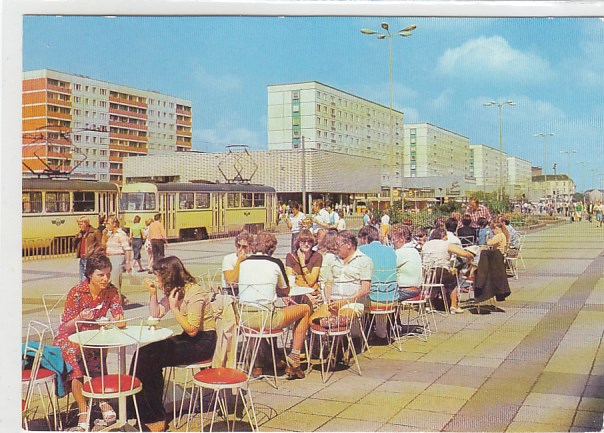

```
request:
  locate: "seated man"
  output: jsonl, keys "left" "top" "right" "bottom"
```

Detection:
{"left": 358, "top": 225, "right": 397, "bottom": 340}
{"left": 391, "top": 224, "right": 423, "bottom": 301}
{"left": 238, "top": 231, "right": 310, "bottom": 379}
{"left": 315, "top": 230, "right": 373, "bottom": 340}
{"left": 501, "top": 215, "right": 521, "bottom": 257}
{"left": 445, "top": 217, "right": 462, "bottom": 246}
{"left": 457, "top": 214, "right": 477, "bottom": 247}
{"left": 221, "top": 230, "right": 253, "bottom": 295}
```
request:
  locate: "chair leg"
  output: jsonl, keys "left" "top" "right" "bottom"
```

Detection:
{"left": 345, "top": 333, "right": 362, "bottom": 376}
{"left": 239, "top": 386, "right": 258, "bottom": 432}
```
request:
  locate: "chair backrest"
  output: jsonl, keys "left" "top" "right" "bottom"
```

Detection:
{"left": 74, "top": 317, "right": 143, "bottom": 394}
{"left": 22, "top": 321, "right": 50, "bottom": 418}
{"left": 458, "top": 235, "right": 476, "bottom": 247}
{"left": 369, "top": 270, "right": 398, "bottom": 304}
{"left": 42, "top": 293, "right": 66, "bottom": 339}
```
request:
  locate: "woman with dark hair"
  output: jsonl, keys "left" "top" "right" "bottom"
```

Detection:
{"left": 128, "top": 256, "right": 217, "bottom": 431}
{"left": 285, "top": 229, "right": 322, "bottom": 310}
{"left": 54, "top": 255, "right": 124, "bottom": 432}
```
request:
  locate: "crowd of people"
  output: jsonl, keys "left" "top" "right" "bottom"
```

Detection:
{"left": 53, "top": 197, "right": 524, "bottom": 431}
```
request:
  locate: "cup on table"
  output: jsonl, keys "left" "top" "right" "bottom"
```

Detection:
{"left": 147, "top": 316, "right": 160, "bottom": 330}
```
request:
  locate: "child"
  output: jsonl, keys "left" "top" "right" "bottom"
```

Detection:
{"left": 476, "top": 217, "right": 492, "bottom": 246}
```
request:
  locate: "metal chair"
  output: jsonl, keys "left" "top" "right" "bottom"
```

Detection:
{"left": 74, "top": 317, "right": 144, "bottom": 432}
{"left": 22, "top": 320, "right": 61, "bottom": 431}
{"left": 365, "top": 272, "right": 402, "bottom": 352}
{"left": 236, "top": 300, "right": 287, "bottom": 389}
{"left": 42, "top": 293, "right": 66, "bottom": 339}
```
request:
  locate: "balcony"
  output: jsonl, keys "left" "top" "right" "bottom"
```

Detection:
{"left": 176, "top": 108, "right": 192, "bottom": 116}
{"left": 47, "top": 151, "right": 72, "bottom": 159}
{"left": 47, "top": 111, "right": 72, "bottom": 121}
{"left": 109, "top": 120, "right": 147, "bottom": 131}
{"left": 46, "top": 97, "right": 71, "bottom": 108}
{"left": 176, "top": 140, "right": 192, "bottom": 148}
{"left": 109, "top": 132, "right": 148, "bottom": 142}
{"left": 176, "top": 130, "right": 192, "bottom": 137}
{"left": 109, "top": 142, "right": 148, "bottom": 154}
{"left": 109, "top": 107, "right": 148, "bottom": 120}
{"left": 46, "top": 84, "right": 71, "bottom": 95}
{"left": 109, "top": 167, "right": 123, "bottom": 175}
{"left": 176, "top": 118, "right": 192, "bottom": 126}
{"left": 109, "top": 95, "right": 147, "bottom": 108}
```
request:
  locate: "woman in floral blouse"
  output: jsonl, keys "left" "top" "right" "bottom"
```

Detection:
{"left": 54, "top": 255, "right": 124, "bottom": 431}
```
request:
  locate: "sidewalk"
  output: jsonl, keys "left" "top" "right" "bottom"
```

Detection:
{"left": 22, "top": 221, "right": 604, "bottom": 431}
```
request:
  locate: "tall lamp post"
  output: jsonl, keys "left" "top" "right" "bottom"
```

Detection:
{"left": 361, "top": 22, "right": 416, "bottom": 210}
{"left": 483, "top": 100, "right": 515, "bottom": 201}
{"left": 534, "top": 132, "right": 554, "bottom": 178}
{"left": 560, "top": 149, "right": 576, "bottom": 179}
{"left": 577, "top": 160, "right": 589, "bottom": 194}
{"left": 591, "top": 168, "right": 599, "bottom": 190}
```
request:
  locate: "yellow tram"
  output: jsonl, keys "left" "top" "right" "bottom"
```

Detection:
{"left": 120, "top": 182, "right": 277, "bottom": 240}
{"left": 22, "top": 178, "right": 119, "bottom": 254}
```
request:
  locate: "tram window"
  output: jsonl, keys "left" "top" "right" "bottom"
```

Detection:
{"left": 120, "top": 192, "right": 156, "bottom": 211}
{"left": 22, "top": 192, "right": 42, "bottom": 213}
{"left": 73, "top": 192, "right": 95, "bottom": 212}
{"left": 196, "top": 193, "right": 210, "bottom": 209}
{"left": 227, "top": 193, "right": 240, "bottom": 208}
{"left": 46, "top": 192, "right": 70, "bottom": 213}
{"left": 241, "top": 193, "right": 253, "bottom": 207}
{"left": 179, "top": 192, "right": 194, "bottom": 209}
{"left": 253, "top": 193, "right": 265, "bottom": 207}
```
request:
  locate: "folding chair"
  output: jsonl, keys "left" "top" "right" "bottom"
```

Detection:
{"left": 365, "top": 272, "right": 402, "bottom": 352}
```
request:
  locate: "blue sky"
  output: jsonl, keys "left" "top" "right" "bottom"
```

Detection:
{"left": 22, "top": 15, "right": 604, "bottom": 191}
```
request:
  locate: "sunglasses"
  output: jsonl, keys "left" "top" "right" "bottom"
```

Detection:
{"left": 299, "top": 239, "right": 314, "bottom": 245}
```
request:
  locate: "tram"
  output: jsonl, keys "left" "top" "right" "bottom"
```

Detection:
{"left": 22, "top": 178, "right": 119, "bottom": 252}
{"left": 120, "top": 182, "right": 277, "bottom": 240}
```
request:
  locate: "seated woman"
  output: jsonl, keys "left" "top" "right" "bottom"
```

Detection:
{"left": 285, "top": 229, "right": 323, "bottom": 310}
{"left": 238, "top": 231, "right": 310, "bottom": 379}
{"left": 54, "top": 255, "right": 124, "bottom": 432}
{"left": 487, "top": 222, "right": 508, "bottom": 256}
{"left": 421, "top": 228, "right": 474, "bottom": 314}
{"left": 127, "top": 256, "right": 217, "bottom": 432}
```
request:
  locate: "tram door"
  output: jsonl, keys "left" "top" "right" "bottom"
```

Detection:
{"left": 160, "top": 192, "right": 178, "bottom": 238}
{"left": 216, "top": 192, "right": 226, "bottom": 234}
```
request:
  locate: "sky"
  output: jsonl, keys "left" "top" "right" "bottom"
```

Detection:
{"left": 22, "top": 14, "right": 604, "bottom": 191}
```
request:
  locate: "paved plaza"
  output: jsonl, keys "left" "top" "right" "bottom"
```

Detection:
{"left": 21, "top": 221, "right": 604, "bottom": 432}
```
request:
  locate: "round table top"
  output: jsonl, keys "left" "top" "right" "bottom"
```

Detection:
{"left": 68, "top": 325, "right": 173, "bottom": 347}
{"left": 288, "top": 285, "right": 315, "bottom": 296}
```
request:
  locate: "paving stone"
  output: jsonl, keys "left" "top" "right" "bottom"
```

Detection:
{"left": 523, "top": 392, "right": 581, "bottom": 410}
{"left": 578, "top": 397, "right": 604, "bottom": 413}
{"left": 405, "top": 393, "right": 468, "bottom": 414}
{"left": 513, "top": 405, "right": 575, "bottom": 427}
{"left": 388, "top": 408, "right": 454, "bottom": 430}
{"left": 357, "top": 390, "right": 417, "bottom": 408}
{"left": 436, "top": 370, "right": 489, "bottom": 388}
{"left": 315, "top": 417, "right": 385, "bottom": 432}
{"left": 422, "top": 383, "right": 477, "bottom": 400}
{"left": 336, "top": 402, "right": 401, "bottom": 422}
{"left": 457, "top": 356, "right": 504, "bottom": 369}
{"left": 288, "top": 399, "right": 350, "bottom": 417}
{"left": 532, "top": 372, "right": 590, "bottom": 397}
{"left": 376, "top": 423, "right": 425, "bottom": 432}
{"left": 506, "top": 421, "right": 569, "bottom": 432}
{"left": 261, "top": 412, "right": 332, "bottom": 431}
{"left": 372, "top": 380, "right": 429, "bottom": 395}
{"left": 571, "top": 410, "right": 604, "bottom": 430}
{"left": 443, "top": 413, "right": 514, "bottom": 432}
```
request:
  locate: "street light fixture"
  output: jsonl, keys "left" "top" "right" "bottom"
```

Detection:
{"left": 534, "top": 132, "right": 555, "bottom": 178}
{"left": 483, "top": 100, "right": 515, "bottom": 200}
{"left": 361, "top": 22, "right": 416, "bottom": 210}
{"left": 559, "top": 149, "right": 576, "bottom": 179}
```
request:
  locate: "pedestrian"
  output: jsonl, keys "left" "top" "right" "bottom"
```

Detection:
{"left": 465, "top": 197, "right": 492, "bottom": 229}
{"left": 285, "top": 201, "right": 305, "bottom": 253}
{"left": 129, "top": 215, "right": 146, "bottom": 272}
{"left": 148, "top": 213, "right": 168, "bottom": 262}
{"left": 336, "top": 209, "right": 347, "bottom": 231}
{"left": 143, "top": 218, "right": 154, "bottom": 273}
{"left": 102, "top": 215, "right": 132, "bottom": 305}
{"left": 74, "top": 216, "right": 103, "bottom": 282}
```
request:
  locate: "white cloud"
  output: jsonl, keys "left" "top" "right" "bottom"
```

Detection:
{"left": 437, "top": 36, "right": 551, "bottom": 83}
{"left": 193, "top": 65, "right": 242, "bottom": 91}
{"left": 430, "top": 88, "right": 455, "bottom": 111}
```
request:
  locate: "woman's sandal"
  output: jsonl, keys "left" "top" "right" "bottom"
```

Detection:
{"left": 94, "top": 402, "right": 116, "bottom": 427}
{"left": 285, "top": 355, "right": 305, "bottom": 380}
{"left": 66, "top": 412, "right": 89, "bottom": 432}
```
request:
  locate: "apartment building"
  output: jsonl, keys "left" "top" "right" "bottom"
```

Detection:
{"left": 469, "top": 144, "right": 508, "bottom": 195}
{"left": 22, "top": 69, "right": 192, "bottom": 184}
{"left": 267, "top": 81, "right": 404, "bottom": 192}
{"left": 529, "top": 174, "right": 576, "bottom": 203}
{"left": 507, "top": 156, "right": 532, "bottom": 198}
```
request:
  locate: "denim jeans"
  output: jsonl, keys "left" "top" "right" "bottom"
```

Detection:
{"left": 79, "top": 258, "right": 87, "bottom": 282}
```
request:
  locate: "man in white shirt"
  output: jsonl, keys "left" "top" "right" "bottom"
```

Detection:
{"left": 325, "top": 202, "right": 340, "bottom": 229}
{"left": 445, "top": 217, "right": 462, "bottom": 246}
{"left": 221, "top": 230, "right": 253, "bottom": 294}
{"left": 311, "top": 199, "right": 331, "bottom": 234}
{"left": 391, "top": 224, "right": 423, "bottom": 300}
{"left": 285, "top": 201, "right": 306, "bottom": 253}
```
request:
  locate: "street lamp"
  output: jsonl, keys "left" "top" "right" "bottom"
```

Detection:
{"left": 534, "top": 132, "right": 555, "bottom": 179}
{"left": 559, "top": 149, "right": 576, "bottom": 178}
{"left": 361, "top": 22, "right": 416, "bottom": 210}
{"left": 591, "top": 168, "right": 599, "bottom": 190}
{"left": 483, "top": 100, "right": 515, "bottom": 200}
{"left": 577, "top": 160, "right": 589, "bottom": 193}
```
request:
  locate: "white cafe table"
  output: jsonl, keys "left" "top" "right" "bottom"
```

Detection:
{"left": 287, "top": 285, "right": 315, "bottom": 297}
{"left": 68, "top": 325, "right": 173, "bottom": 431}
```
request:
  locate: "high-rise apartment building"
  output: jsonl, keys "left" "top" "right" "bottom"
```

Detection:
{"left": 22, "top": 69, "right": 193, "bottom": 184}
{"left": 469, "top": 144, "right": 508, "bottom": 194}
{"left": 267, "top": 81, "right": 404, "bottom": 191}
{"left": 507, "top": 156, "right": 532, "bottom": 198}
{"left": 403, "top": 123, "right": 470, "bottom": 179}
